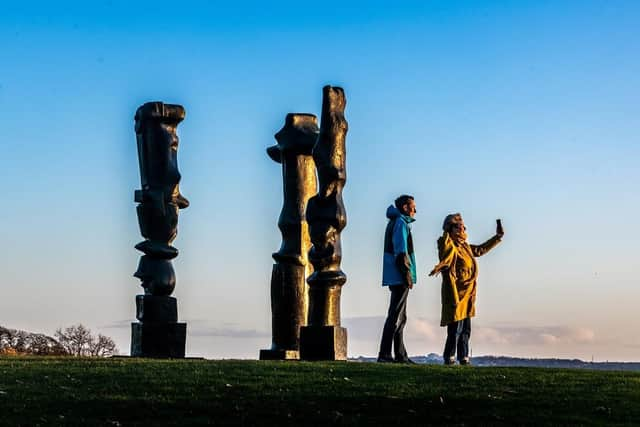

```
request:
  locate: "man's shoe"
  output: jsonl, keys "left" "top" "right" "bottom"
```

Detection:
{"left": 377, "top": 355, "right": 395, "bottom": 363}
{"left": 459, "top": 358, "right": 471, "bottom": 366}
{"left": 395, "top": 357, "right": 416, "bottom": 364}
{"left": 444, "top": 357, "right": 456, "bottom": 365}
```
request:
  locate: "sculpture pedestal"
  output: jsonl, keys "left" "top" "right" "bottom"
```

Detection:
{"left": 299, "top": 325, "right": 347, "bottom": 361}
{"left": 130, "top": 295, "right": 186, "bottom": 358}
{"left": 259, "top": 349, "right": 300, "bottom": 360}
{"left": 299, "top": 274, "right": 347, "bottom": 361}
{"left": 131, "top": 323, "right": 186, "bottom": 358}
{"left": 135, "top": 294, "right": 178, "bottom": 322}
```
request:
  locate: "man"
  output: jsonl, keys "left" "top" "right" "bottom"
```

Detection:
{"left": 429, "top": 214, "right": 504, "bottom": 365}
{"left": 378, "top": 195, "right": 417, "bottom": 363}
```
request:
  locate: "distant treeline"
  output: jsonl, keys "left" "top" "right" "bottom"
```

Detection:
{"left": 0, "top": 324, "right": 117, "bottom": 357}
{"left": 0, "top": 325, "right": 64, "bottom": 355}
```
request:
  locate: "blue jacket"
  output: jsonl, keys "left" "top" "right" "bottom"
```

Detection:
{"left": 382, "top": 205, "right": 417, "bottom": 286}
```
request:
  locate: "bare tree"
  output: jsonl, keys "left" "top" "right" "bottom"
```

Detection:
{"left": 90, "top": 334, "right": 118, "bottom": 357}
{"left": 26, "top": 333, "right": 66, "bottom": 355}
{"left": 54, "top": 324, "right": 118, "bottom": 357}
{"left": 1, "top": 326, "right": 66, "bottom": 355}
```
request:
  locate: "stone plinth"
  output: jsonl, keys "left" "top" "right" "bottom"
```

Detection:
{"left": 131, "top": 294, "right": 186, "bottom": 358}
{"left": 136, "top": 295, "right": 178, "bottom": 322}
{"left": 259, "top": 349, "right": 300, "bottom": 360}
{"left": 300, "top": 325, "right": 347, "bottom": 361}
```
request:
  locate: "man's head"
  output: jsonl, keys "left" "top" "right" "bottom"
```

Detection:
{"left": 443, "top": 213, "right": 467, "bottom": 241}
{"left": 395, "top": 195, "right": 416, "bottom": 218}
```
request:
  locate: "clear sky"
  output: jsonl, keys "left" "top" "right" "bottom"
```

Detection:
{"left": 1, "top": 1, "right": 638, "bottom": 361}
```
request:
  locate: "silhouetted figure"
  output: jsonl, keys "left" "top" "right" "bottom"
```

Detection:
{"left": 130, "top": 101, "right": 189, "bottom": 358}
{"left": 299, "top": 86, "right": 349, "bottom": 361}
{"left": 260, "top": 113, "right": 318, "bottom": 360}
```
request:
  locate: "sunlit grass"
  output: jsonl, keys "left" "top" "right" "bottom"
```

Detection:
{"left": 1, "top": 357, "right": 639, "bottom": 425}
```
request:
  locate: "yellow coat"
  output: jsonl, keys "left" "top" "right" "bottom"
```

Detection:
{"left": 433, "top": 233, "right": 502, "bottom": 326}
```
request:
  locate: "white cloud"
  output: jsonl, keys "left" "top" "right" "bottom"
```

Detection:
{"left": 475, "top": 325, "right": 596, "bottom": 346}
{"left": 406, "top": 317, "right": 438, "bottom": 341}
{"left": 101, "top": 315, "right": 601, "bottom": 359}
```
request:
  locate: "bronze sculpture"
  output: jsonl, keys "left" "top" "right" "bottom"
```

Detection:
{"left": 260, "top": 114, "right": 318, "bottom": 360}
{"left": 299, "top": 86, "right": 349, "bottom": 360}
{"left": 130, "top": 101, "right": 188, "bottom": 358}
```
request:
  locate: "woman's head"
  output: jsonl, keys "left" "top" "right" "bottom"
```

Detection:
{"left": 443, "top": 213, "right": 467, "bottom": 241}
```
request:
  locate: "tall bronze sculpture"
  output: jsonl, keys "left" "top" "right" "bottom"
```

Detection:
{"left": 260, "top": 114, "right": 318, "bottom": 360}
{"left": 130, "top": 101, "right": 189, "bottom": 358}
{"left": 300, "top": 86, "right": 349, "bottom": 360}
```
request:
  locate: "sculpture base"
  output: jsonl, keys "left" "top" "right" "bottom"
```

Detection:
{"left": 130, "top": 322, "right": 186, "bottom": 358}
{"left": 299, "top": 325, "right": 347, "bottom": 361}
{"left": 136, "top": 295, "right": 178, "bottom": 322}
{"left": 259, "top": 349, "right": 300, "bottom": 360}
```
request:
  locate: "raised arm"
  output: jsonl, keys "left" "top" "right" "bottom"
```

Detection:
{"left": 470, "top": 219, "right": 504, "bottom": 257}
{"left": 470, "top": 235, "right": 502, "bottom": 257}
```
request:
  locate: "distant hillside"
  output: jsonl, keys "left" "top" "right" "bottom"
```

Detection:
{"left": 351, "top": 353, "right": 640, "bottom": 371}
{"left": 0, "top": 325, "right": 65, "bottom": 355}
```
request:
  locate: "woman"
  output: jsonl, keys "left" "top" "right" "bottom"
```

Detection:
{"left": 429, "top": 214, "right": 504, "bottom": 365}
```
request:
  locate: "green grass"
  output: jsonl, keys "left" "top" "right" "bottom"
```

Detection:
{"left": 1, "top": 357, "right": 639, "bottom": 426}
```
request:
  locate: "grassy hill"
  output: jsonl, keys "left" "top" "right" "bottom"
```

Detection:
{"left": 1, "top": 357, "right": 638, "bottom": 426}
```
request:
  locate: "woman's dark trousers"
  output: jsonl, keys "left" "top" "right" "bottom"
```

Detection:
{"left": 443, "top": 318, "right": 472, "bottom": 362}
{"left": 379, "top": 284, "right": 410, "bottom": 361}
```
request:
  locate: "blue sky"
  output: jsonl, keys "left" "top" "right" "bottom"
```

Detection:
{"left": 1, "top": 1, "right": 639, "bottom": 360}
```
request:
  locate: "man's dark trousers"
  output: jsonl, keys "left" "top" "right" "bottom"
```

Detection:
{"left": 379, "top": 284, "right": 410, "bottom": 361}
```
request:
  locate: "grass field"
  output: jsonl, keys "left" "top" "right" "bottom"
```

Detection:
{"left": 1, "top": 357, "right": 639, "bottom": 426}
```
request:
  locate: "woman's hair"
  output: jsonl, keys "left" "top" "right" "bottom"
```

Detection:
{"left": 442, "top": 213, "right": 463, "bottom": 231}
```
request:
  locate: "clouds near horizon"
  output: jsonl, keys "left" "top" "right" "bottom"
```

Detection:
{"left": 96, "top": 316, "right": 605, "bottom": 360}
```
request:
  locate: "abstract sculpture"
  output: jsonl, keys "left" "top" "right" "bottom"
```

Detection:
{"left": 260, "top": 114, "right": 318, "bottom": 360}
{"left": 130, "top": 101, "right": 188, "bottom": 358}
{"left": 300, "top": 86, "right": 349, "bottom": 360}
